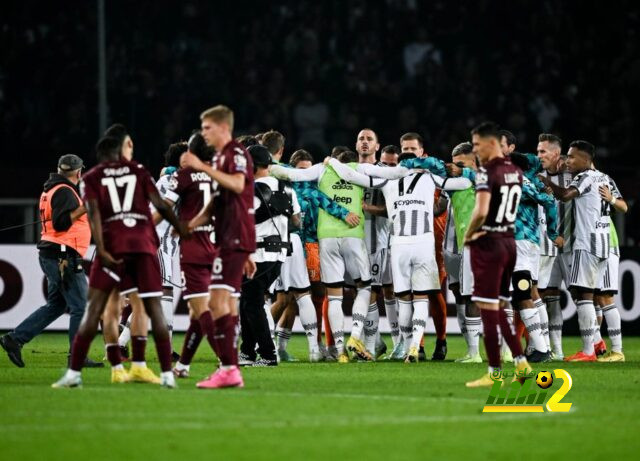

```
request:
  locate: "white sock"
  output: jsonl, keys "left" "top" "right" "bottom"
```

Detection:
{"left": 534, "top": 298, "right": 550, "bottom": 352}
{"left": 385, "top": 298, "right": 400, "bottom": 347}
{"left": 161, "top": 294, "right": 174, "bottom": 340}
{"left": 364, "top": 302, "right": 379, "bottom": 355}
{"left": 66, "top": 369, "right": 81, "bottom": 379}
{"left": 275, "top": 326, "right": 292, "bottom": 352}
{"left": 398, "top": 299, "right": 413, "bottom": 346}
{"left": 297, "top": 294, "right": 319, "bottom": 352}
{"left": 350, "top": 287, "right": 371, "bottom": 340}
{"left": 456, "top": 303, "right": 467, "bottom": 344}
{"left": 175, "top": 361, "right": 189, "bottom": 371}
{"left": 500, "top": 306, "right": 514, "bottom": 356}
{"left": 118, "top": 314, "right": 132, "bottom": 348}
{"left": 465, "top": 316, "right": 481, "bottom": 356}
{"left": 602, "top": 304, "right": 623, "bottom": 352}
{"left": 410, "top": 299, "right": 428, "bottom": 349}
{"left": 131, "top": 361, "right": 146, "bottom": 368}
{"left": 160, "top": 371, "right": 174, "bottom": 380}
{"left": 112, "top": 364, "right": 124, "bottom": 371}
{"left": 265, "top": 301, "right": 275, "bottom": 339}
{"left": 327, "top": 295, "right": 345, "bottom": 352}
{"left": 593, "top": 306, "right": 603, "bottom": 343}
{"left": 576, "top": 300, "right": 596, "bottom": 355}
{"left": 519, "top": 307, "right": 546, "bottom": 353}
{"left": 545, "top": 295, "right": 563, "bottom": 356}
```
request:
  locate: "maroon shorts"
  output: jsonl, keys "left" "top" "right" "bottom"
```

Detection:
{"left": 469, "top": 236, "right": 516, "bottom": 303}
{"left": 182, "top": 263, "right": 212, "bottom": 300}
{"left": 89, "top": 252, "right": 162, "bottom": 298}
{"left": 209, "top": 248, "right": 250, "bottom": 295}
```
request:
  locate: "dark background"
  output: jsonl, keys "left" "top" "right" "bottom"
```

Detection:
{"left": 2, "top": 0, "right": 640, "bottom": 239}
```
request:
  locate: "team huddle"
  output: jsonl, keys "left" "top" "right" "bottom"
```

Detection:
{"left": 51, "top": 105, "right": 626, "bottom": 390}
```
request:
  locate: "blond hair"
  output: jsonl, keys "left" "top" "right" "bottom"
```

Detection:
{"left": 200, "top": 105, "right": 234, "bottom": 132}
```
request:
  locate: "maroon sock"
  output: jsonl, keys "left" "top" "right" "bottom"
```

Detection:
{"left": 179, "top": 318, "right": 203, "bottom": 365}
{"left": 120, "top": 304, "right": 132, "bottom": 325}
{"left": 131, "top": 336, "right": 147, "bottom": 362}
{"left": 105, "top": 344, "right": 122, "bottom": 367}
{"left": 154, "top": 337, "right": 173, "bottom": 372}
{"left": 213, "top": 314, "right": 238, "bottom": 366}
{"left": 199, "top": 311, "right": 220, "bottom": 357}
{"left": 499, "top": 308, "right": 524, "bottom": 357}
{"left": 480, "top": 309, "right": 501, "bottom": 369}
{"left": 70, "top": 333, "right": 93, "bottom": 371}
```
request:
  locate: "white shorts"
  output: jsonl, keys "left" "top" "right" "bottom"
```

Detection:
{"left": 569, "top": 249, "right": 607, "bottom": 290}
{"left": 459, "top": 246, "right": 475, "bottom": 297}
{"left": 319, "top": 237, "right": 371, "bottom": 286}
{"left": 444, "top": 250, "right": 462, "bottom": 286}
{"left": 370, "top": 248, "right": 392, "bottom": 286}
{"left": 390, "top": 235, "right": 440, "bottom": 295}
{"left": 537, "top": 255, "right": 556, "bottom": 290}
{"left": 272, "top": 234, "right": 311, "bottom": 293}
{"left": 514, "top": 240, "right": 540, "bottom": 282}
{"left": 158, "top": 246, "right": 181, "bottom": 289}
{"left": 597, "top": 252, "right": 619, "bottom": 293}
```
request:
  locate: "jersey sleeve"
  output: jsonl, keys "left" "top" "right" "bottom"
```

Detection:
{"left": 138, "top": 165, "right": 159, "bottom": 198}
{"left": 312, "top": 188, "right": 350, "bottom": 220}
{"left": 569, "top": 171, "right": 593, "bottom": 195}
{"left": 271, "top": 163, "right": 322, "bottom": 182}
{"left": 608, "top": 176, "right": 623, "bottom": 199}
{"left": 328, "top": 159, "right": 385, "bottom": 188}
{"left": 542, "top": 198, "right": 559, "bottom": 241}
{"left": 474, "top": 168, "right": 489, "bottom": 192}
{"left": 434, "top": 175, "right": 472, "bottom": 191}
{"left": 357, "top": 163, "right": 411, "bottom": 180}
{"left": 399, "top": 157, "right": 447, "bottom": 177}
{"left": 79, "top": 175, "right": 97, "bottom": 202}
{"left": 291, "top": 188, "right": 301, "bottom": 214}
{"left": 228, "top": 148, "right": 250, "bottom": 176}
{"left": 164, "top": 171, "right": 183, "bottom": 204}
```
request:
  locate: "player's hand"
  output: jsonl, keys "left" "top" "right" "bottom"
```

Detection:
{"left": 98, "top": 249, "right": 123, "bottom": 269}
{"left": 176, "top": 222, "right": 191, "bottom": 240}
{"left": 446, "top": 163, "right": 462, "bottom": 177}
{"left": 243, "top": 258, "right": 257, "bottom": 279}
{"left": 464, "top": 231, "right": 486, "bottom": 244}
{"left": 180, "top": 152, "right": 205, "bottom": 171}
{"left": 537, "top": 174, "right": 551, "bottom": 187}
{"left": 553, "top": 236, "right": 564, "bottom": 248}
{"left": 323, "top": 156, "right": 331, "bottom": 166}
{"left": 599, "top": 185, "right": 613, "bottom": 203}
{"left": 345, "top": 212, "right": 360, "bottom": 227}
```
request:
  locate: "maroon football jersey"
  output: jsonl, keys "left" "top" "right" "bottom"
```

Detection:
{"left": 211, "top": 139, "right": 256, "bottom": 252}
{"left": 81, "top": 159, "right": 160, "bottom": 255}
{"left": 165, "top": 166, "right": 216, "bottom": 265}
{"left": 475, "top": 156, "right": 523, "bottom": 238}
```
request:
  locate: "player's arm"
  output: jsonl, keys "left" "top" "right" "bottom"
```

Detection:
{"left": 537, "top": 174, "right": 579, "bottom": 202}
{"left": 189, "top": 197, "right": 214, "bottom": 231}
{"left": 85, "top": 198, "right": 122, "bottom": 267}
{"left": 432, "top": 175, "right": 472, "bottom": 191}
{"left": 328, "top": 158, "right": 385, "bottom": 188}
{"left": 599, "top": 182, "right": 628, "bottom": 213}
{"left": 541, "top": 193, "right": 561, "bottom": 243}
{"left": 400, "top": 157, "right": 447, "bottom": 177}
{"left": 363, "top": 203, "right": 387, "bottom": 218}
{"left": 356, "top": 162, "right": 412, "bottom": 180}
{"left": 271, "top": 163, "right": 323, "bottom": 182}
{"left": 180, "top": 152, "right": 245, "bottom": 194}
{"left": 152, "top": 198, "right": 176, "bottom": 225}
{"left": 433, "top": 195, "right": 448, "bottom": 217}
{"left": 464, "top": 191, "right": 490, "bottom": 244}
{"left": 309, "top": 187, "right": 361, "bottom": 226}
{"left": 149, "top": 188, "right": 189, "bottom": 239}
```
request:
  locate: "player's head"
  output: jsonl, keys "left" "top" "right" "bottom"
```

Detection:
{"left": 248, "top": 145, "right": 274, "bottom": 176}
{"left": 237, "top": 135, "right": 259, "bottom": 148}
{"left": 451, "top": 142, "right": 476, "bottom": 169}
{"left": 188, "top": 132, "right": 213, "bottom": 162}
{"left": 400, "top": 132, "right": 424, "bottom": 158}
{"left": 200, "top": 105, "right": 234, "bottom": 149}
{"left": 331, "top": 145, "right": 350, "bottom": 159}
{"left": 104, "top": 123, "right": 133, "bottom": 160}
{"left": 355, "top": 129, "right": 380, "bottom": 163}
{"left": 380, "top": 145, "right": 400, "bottom": 166}
{"left": 290, "top": 149, "right": 313, "bottom": 169}
{"left": 471, "top": 121, "right": 502, "bottom": 164}
{"left": 262, "top": 130, "right": 285, "bottom": 162}
{"left": 337, "top": 150, "right": 358, "bottom": 164}
{"left": 255, "top": 132, "right": 265, "bottom": 143}
{"left": 566, "top": 140, "right": 595, "bottom": 174}
{"left": 537, "top": 133, "right": 562, "bottom": 170}
{"left": 165, "top": 142, "right": 188, "bottom": 168}
{"left": 96, "top": 136, "right": 122, "bottom": 163}
{"left": 499, "top": 129, "right": 517, "bottom": 155}
{"left": 57, "top": 154, "right": 84, "bottom": 184}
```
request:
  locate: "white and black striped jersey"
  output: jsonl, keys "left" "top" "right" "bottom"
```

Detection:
{"left": 569, "top": 169, "right": 619, "bottom": 259}
{"left": 538, "top": 169, "right": 572, "bottom": 256}
{"left": 443, "top": 200, "right": 459, "bottom": 254}
{"left": 154, "top": 174, "right": 179, "bottom": 257}
{"left": 363, "top": 174, "right": 391, "bottom": 254}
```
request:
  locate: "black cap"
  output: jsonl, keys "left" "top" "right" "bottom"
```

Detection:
{"left": 58, "top": 154, "right": 84, "bottom": 171}
{"left": 248, "top": 145, "right": 275, "bottom": 167}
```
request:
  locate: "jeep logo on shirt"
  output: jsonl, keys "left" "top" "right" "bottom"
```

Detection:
{"left": 333, "top": 195, "right": 352, "bottom": 204}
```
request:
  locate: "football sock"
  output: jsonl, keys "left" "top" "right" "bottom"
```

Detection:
{"left": 498, "top": 308, "right": 524, "bottom": 358}
{"left": 199, "top": 311, "right": 219, "bottom": 357}
{"left": 465, "top": 315, "right": 481, "bottom": 356}
{"left": 519, "top": 307, "right": 546, "bottom": 353}
{"left": 410, "top": 299, "right": 428, "bottom": 350}
{"left": 105, "top": 343, "right": 122, "bottom": 367}
{"left": 275, "top": 326, "right": 292, "bottom": 352}
{"left": 265, "top": 300, "right": 275, "bottom": 339}
{"left": 161, "top": 293, "right": 174, "bottom": 340}
{"left": 576, "top": 300, "right": 596, "bottom": 355}
{"left": 500, "top": 306, "right": 514, "bottom": 356}
{"left": 212, "top": 314, "right": 238, "bottom": 367}
{"left": 322, "top": 296, "right": 334, "bottom": 346}
{"left": 480, "top": 309, "right": 501, "bottom": 369}
{"left": 593, "top": 306, "right": 603, "bottom": 343}
{"left": 534, "top": 298, "right": 550, "bottom": 351}
{"left": 69, "top": 333, "right": 93, "bottom": 372}
{"left": 545, "top": 295, "right": 563, "bottom": 356}
{"left": 179, "top": 318, "right": 203, "bottom": 366}
{"left": 154, "top": 336, "right": 173, "bottom": 372}
{"left": 131, "top": 336, "right": 147, "bottom": 364}
{"left": 312, "top": 294, "right": 324, "bottom": 345}
{"left": 398, "top": 299, "right": 413, "bottom": 346}
{"left": 297, "top": 294, "right": 319, "bottom": 352}
{"left": 350, "top": 287, "right": 371, "bottom": 340}
{"left": 456, "top": 303, "right": 467, "bottom": 346}
{"left": 118, "top": 314, "right": 132, "bottom": 348}
{"left": 603, "top": 303, "right": 622, "bottom": 352}
{"left": 327, "top": 295, "right": 344, "bottom": 352}
{"left": 364, "top": 302, "right": 379, "bottom": 355}
{"left": 429, "top": 292, "right": 447, "bottom": 341}
{"left": 384, "top": 298, "right": 400, "bottom": 347}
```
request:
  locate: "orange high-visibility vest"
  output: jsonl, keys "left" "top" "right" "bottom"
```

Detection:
{"left": 39, "top": 184, "right": 91, "bottom": 257}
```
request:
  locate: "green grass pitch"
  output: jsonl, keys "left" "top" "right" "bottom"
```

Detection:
{"left": 1, "top": 333, "right": 639, "bottom": 460}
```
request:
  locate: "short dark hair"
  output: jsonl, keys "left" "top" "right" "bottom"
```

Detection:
{"left": 262, "top": 130, "right": 285, "bottom": 155}
{"left": 499, "top": 129, "right": 517, "bottom": 147}
{"left": 236, "top": 135, "right": 259, "bottom": 148}
{"left": 569, "top": 140, "right": 595, "bottom": 158}
{"left": 538, "top": 133, "right": 562, "bottom": 149}
{"left": 165, "top": 142, "right": 188, "bottom": 167}
{"left": 337, "top": 150, "right": 358, "bottom": 163}
{"left": 381, "top": 145, "right": 401, "bottom": 156}
{"left": 104, "top": 123, "right": 129, "bottom": 146}
{"left": 96, "top": 136, "right": 122, "bottom": 161}
{"left": 398, "top": 152, "right": 417, "bottom": 162}
{"left": 188, "top": 132, "right": 213, "bottom": 162}
{"left": 452, "top": 142, "right": 473, "bottom": 157}
{"left": 471, "top": 122, "right": 501, "bottom": 141}
{"left": 331, "top": 145, "right": 350, "bottom": 158}
{"left": 400, "top": 132, "right": 423, "bottom": 147}
{"left": 290, "top": 149, "right": 313, "bottom": 167}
